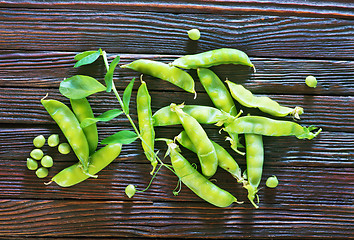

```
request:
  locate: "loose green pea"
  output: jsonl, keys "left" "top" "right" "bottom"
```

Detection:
{"left": 305, "top": 75, "right": 317, "bottom": 88}
{"left": 48, "top": 134, "right": 60, "bottom": 147}
{"left": 26, "top": 158, "right": 38, "bottom": 170}
{"left": 125, "top": 184, "right": 136, "bottom": 198}
{"left": 35, "top": 167, "right": 49, "bottom": 178}
{"left": 33, "top": 135, "right": 45, "bottom": 148}
{"left": 266, "top": 175, "right": 279, "bottom": 188}
{"left": 41, "top": 155, "right": 53, "bottom": 168}
{"left": 58, "top": 143, "right": 71, "bottom": 154}
{"left": 187, "top": 29, "right": 200, "bottom": 40}
{"left": 30, "top": 149, "right": 43, "bottom": 160}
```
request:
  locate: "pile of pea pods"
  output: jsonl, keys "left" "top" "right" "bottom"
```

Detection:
{"left": 37, "top": 47, "right": 321, "bottom": 208}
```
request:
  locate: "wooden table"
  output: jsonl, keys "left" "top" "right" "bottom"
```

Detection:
{"left": 0, "top": 1, "right": 353, "bottom": 239}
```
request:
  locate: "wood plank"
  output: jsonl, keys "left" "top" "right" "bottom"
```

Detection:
{"left": 0, "top": 9, "right": 353, "bottom": 58}
{"left": 1, "top": 51, "right": 353, "bottom": 95}
{"left": 0, "top": 199, "right": 352, "bottom": 238}
{"left": 0, "top": 127, "right": 352, "bottom": 167}
{"left": 0, "top": 156, "right": 353, "bottom": 206}
{"left": 0, "top": 0, "right": 353, "bottom": 18}
{"left": 0, "top": 88, "right": 353, "bottom": 132}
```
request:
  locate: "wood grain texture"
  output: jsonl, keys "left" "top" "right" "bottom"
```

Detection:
{"left": 0, "top": 0, "right": 353, "bottom": 18}
{"left": 0, "top": 88, "right": 353, "bottom": 132}
{"left": 0, "top": 199, "right": 352, "bottom": 238}
{"left": 1, "top": 51, "right": 353, "bottom": 95}
{"left": 0, "top": 2, "right": 353, "bottom": 239}
{"left": 0, "top": 8, "right": 353, "bottom": 58}
{"left": 0, "top": 158, "right": 353, "bottom": 205}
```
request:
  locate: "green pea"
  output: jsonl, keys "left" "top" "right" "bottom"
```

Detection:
{"left": 41, "top": 155, "right": 53, "bottom": 168}
{"left": 33, "top": 135, "right": 45, "bottom": 148}
{"left": 58, "top": 143, "right": 71, "bottom": 154}
{"left": 187, "top": 29, "right": 200, "bottom": 40}
{"left": 48, "top": 134, "right": 60, "bottom": 147}
{"left": 266, "top": 175, "right": 279, "bottom": 188}
{"left": 26, "top": 158, "right": 38, "bottom": 170}
{"left": 305, "top": 75, "right": 317, "bottom": 88}
{"left": 35, "top": 167, "right": 49, "bottom": 178}
{"left": 30, "top": 149, "right": 43, "bottom": 160}
{"left": 125, "top": 184, "right": 136, "bottom": 198}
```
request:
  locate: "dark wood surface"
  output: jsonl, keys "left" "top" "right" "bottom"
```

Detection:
{"left": 0, "top": 1, "right": 353, "bottom": 239}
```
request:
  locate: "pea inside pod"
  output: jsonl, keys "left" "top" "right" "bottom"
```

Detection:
{"left": 168, "top": 142, "right": 239, "bottom": 208}
{"left": 41, "top": 99, "right": 90, "bottom": 174}
{"left": 121, "top": 59, "right": 196, "bottom": 95}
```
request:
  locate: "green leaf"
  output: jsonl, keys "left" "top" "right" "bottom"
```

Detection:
{"left": 74, "top": 50, "right": 97, "bottom": 61}
{"left": 101, "top": 130, "right": 138, "bottom": 145}
{"left": 60, "top": 75, "right": 106, "bottom": 99}
{"left": 74, "top": 49, "right": 101, "bottom": 68}
{"left": 122, "top": 78, "right": 135, "bottom": 114}
{"left": 80, "top": 109, "right": 123, "bottom": 128}
{"left": 104, "top": 56, "right": 121, "bottom": 92}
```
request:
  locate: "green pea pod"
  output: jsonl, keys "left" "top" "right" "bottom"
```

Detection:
{"left": 197, "top": 68, "right": 243, "bottom": 155}
{"left": 172, "top": 48, "right": 254, "bottom": 69}
{"left": 152, "top": 105, "right": 229, "bottom": 126}
{"left": 137, "top": 80, "right": 157, "bottom": 175}
{"left": 70, "top": 98, "right": 98, "bottom": 155}
{"left": 170, "top": 103, "right": 218, "bottom": 178}
{"left": 226, "top": 80, "right": 304, "bottom": 119}
{"left": 175, "top": 131, "right": 243, "bottom": 182}
{"left": 243, "top": 134, "right": 263, "bottom": 209}
{"left": 41, "top": 99, "right": 90, "bottom": 173}
{"left": 121, "top": 59, "right": 196, "bottom": 95}
{"left": 168, "top": 142, "right": 238, "bottom": 208}
{"left": 51, "top": 143, "right": 122, "bottom": 187}
{"left": 225, "top": 116, "right": 322, "bottom": 140}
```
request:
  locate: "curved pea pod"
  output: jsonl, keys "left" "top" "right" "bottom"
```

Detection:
{"left": 224, "top": 116, "right": 322, "bottom": 140}
{"left": 137, "top": 80, "right": 157, "bottom": 175}
{"left": 175, "top": 131, "right": 243, "bottom": 182}
{"left": 243, "top": 134, "right": 263, "bottom": 208}
{"left": 172, "top": 48, "right": 254, "bottom": 69}
{"left": 121, "top": 59, "right": 195, "bottom": 95}
{"left": 51, "top": 143, "right": 122, "bottom": 187}
{"left": 152, "top": 105, "right": 228, "bottom": 126}
{"left": 197, "top": 68, "right": 243, "bottom": 155}
{"left": 41, "top": 99, "right": 90, "bottom": 173}
{"left": 170, "top": 103, "right": 218, "bottom": 178}
{"left": 70, "top": 98, "right": 98, "bottom": 155}
{"left": 168, "top": 142, "right": 239, "bottom": 208}
{"left": 226, "top": 80, "right": 304, "bottom": 119}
